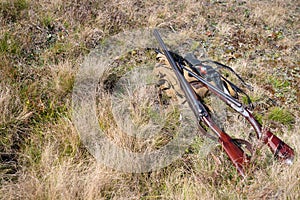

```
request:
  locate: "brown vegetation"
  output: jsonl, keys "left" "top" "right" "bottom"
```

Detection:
{"left": 1, "top": 0, "right": 299, "bottom": 199}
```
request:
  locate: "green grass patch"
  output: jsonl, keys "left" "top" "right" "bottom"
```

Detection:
{"left": 253, "top": 112, "right": 263, "bottom": 124}
{"left": 268, "top": 76, "right": 290, "bottom": 89}
{"left": 0, "top": 32, "right": 21, "bottom": 56}
{"left": 267, "top": 107, "right": 295, "bottom": 126}
{"left": 42, "top": 14, "right": 55, "bottom": 28}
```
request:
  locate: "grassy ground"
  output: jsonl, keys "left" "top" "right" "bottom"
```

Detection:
{"left": 1, "top": 0, "right": 299, "bottom": 199}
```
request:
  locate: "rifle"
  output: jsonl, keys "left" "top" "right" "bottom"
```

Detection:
{"left": 153, "top": 29, "right": 295, "bottom": 176}
{"left": 154, "top": 30, "right": 250, "bottom": 177}
{"left": 180, "top": 64, "right": 295, "bottom": 164}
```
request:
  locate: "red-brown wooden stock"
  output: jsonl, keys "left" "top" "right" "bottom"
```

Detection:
{"left": 243, "top": 110, "right": 295, "bottom": 164}
{"left": 263, "top": 129, "right": 295, "bottom": 164}
{"left": 202, "top": 117, "right": 249, "bottom": 177}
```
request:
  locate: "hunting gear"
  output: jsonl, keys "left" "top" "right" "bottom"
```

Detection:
{"left": 154, "top": 51, "right": 253, "bottom": 110}
{"left": 153, "top": 30, "right": 295, "bottom": 177}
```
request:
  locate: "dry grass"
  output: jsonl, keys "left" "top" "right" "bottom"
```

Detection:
{"left": 1, "top": 0, "right": 299, "bottom": 199}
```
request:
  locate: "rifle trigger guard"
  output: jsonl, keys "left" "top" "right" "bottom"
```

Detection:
{"left": 232, "top": 138, "right": 253, "bottom": 157}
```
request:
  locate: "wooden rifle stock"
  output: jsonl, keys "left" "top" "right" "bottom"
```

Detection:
{"left": 202, "top": 117, "right": 249, "bottom": 177}
{"left": 243, "top": 110, "right": 294, "bottom": 164}
{"left": 263, "top": 129, "right": 295, "bottom": 164}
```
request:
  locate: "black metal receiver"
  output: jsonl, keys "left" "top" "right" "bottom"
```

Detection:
{"left": 153, "top": 29, "right": 249, "bottom": 177}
